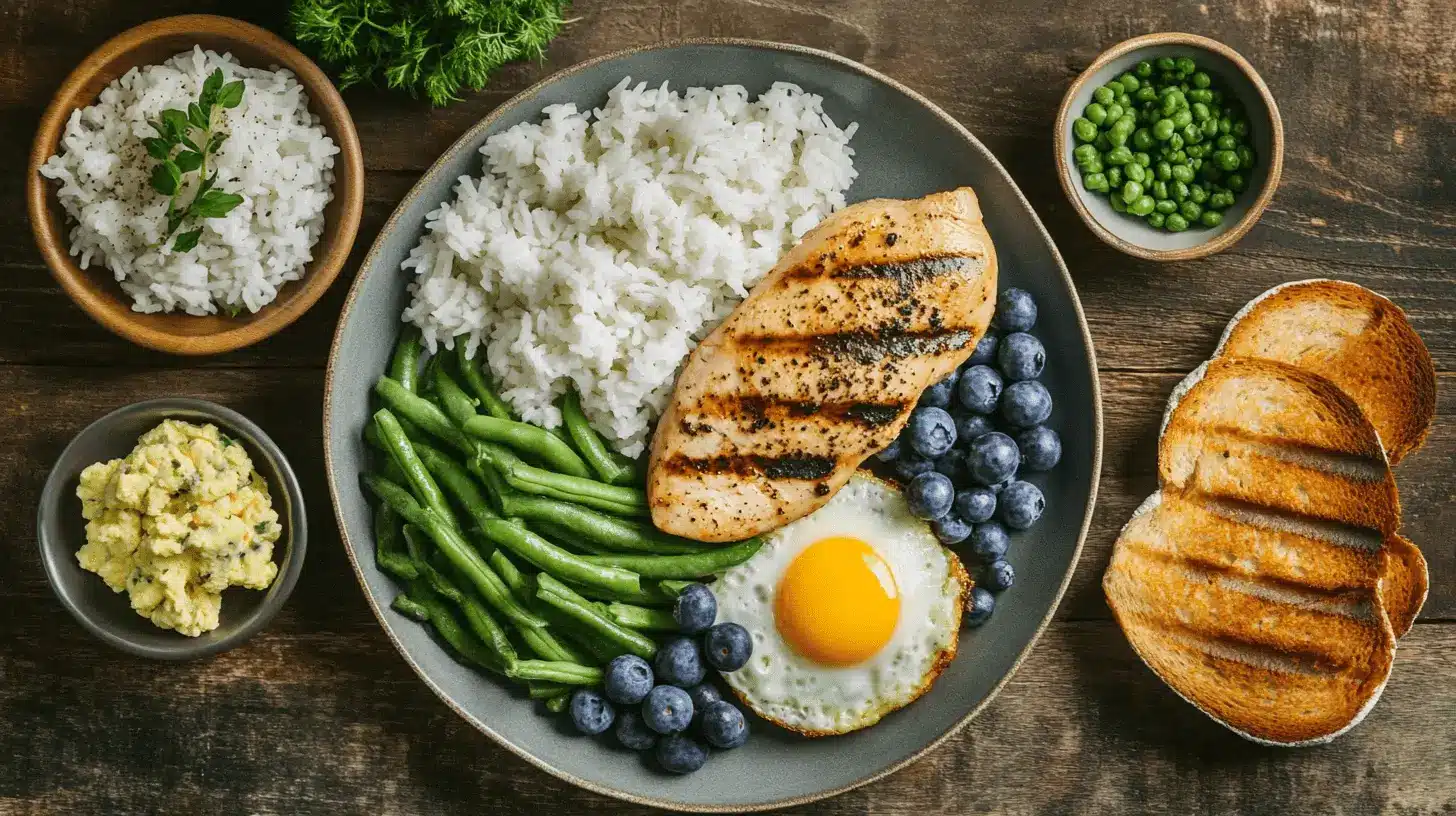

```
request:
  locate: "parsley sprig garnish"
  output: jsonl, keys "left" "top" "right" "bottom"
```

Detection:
{"left": 145, "top": 69, "right": 246, "bottom": 252}
{"left": 289, "top": 0, "right": 572, "bottom": 107}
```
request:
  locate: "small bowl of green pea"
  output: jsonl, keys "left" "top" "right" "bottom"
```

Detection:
{"left": 1055, "top": 33, "right": 1283, "bottom": 261}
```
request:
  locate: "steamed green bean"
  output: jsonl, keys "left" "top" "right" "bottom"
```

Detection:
{"left": 376, "top": 409, "right": 459, "bottom": 530}
{"left": 560, "top": 389, "right": 633, "bottom": 485}
{"left": 455, "top": 343, "right": 514, "bottom": 420}
{"left": 578, "top": 537, "right": 762, "bottom": 579}
{"left": 535, "top": 573, "right": 657, "bottom": 659}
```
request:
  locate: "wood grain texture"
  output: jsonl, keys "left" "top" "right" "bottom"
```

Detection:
{"left": 2, "top": 0, "right": 1453, "bottom": 812}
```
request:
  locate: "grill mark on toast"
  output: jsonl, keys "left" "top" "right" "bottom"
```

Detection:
{"left": 1117, "top": 544, "right": 1379, "bottom": 617}
{"left": 662, "top": 453, "right": 837, "bottom": 481}
{"left": 1196, "top": 496, "right": 1386, "bottom": 552}
{"left": 1118, "top": 600, "right": 1360, "bottom": 676}
{"left": 1197, "top": 426, "right": 1388, "bottom": 482}
{"left": 687, "top": 395, "right": 907, "bottom": 430}
{"left": 737, "top": 326, "right": 976, "bottom": 365}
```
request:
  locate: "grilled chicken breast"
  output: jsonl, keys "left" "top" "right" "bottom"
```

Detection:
{"left": 647, "top": 187, "right": 998, "bottom": 542}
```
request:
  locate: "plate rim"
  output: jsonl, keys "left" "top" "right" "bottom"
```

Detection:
{"left": 322, "top": 37, "right": 1104, "bottom": 812}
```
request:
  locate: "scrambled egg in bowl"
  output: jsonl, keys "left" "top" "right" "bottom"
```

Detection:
{"left": 76, "top": 419, "right": 281, "bottom": 636}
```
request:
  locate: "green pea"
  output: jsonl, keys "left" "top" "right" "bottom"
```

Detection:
{"left": 1130, "top": 195, "right": 1156, "bottom": 216}
{"left": 1110, "top": 193, "right": 1127, "bottom": 213}
{"left": 1212, "top": 150, "right": 1240, "bottom": 171}
{"left": 1168, "top": 132, "right": 1184, "bottom": 150}
{"left": 1153, "top": 118, "right": 1176, "bottom": 140}
{"left": 1104, "top": 103, "right": 1124, "bottom": 123}
{"left": 1217, "top": 117, "right": 1232, "bottom": 135}
{"left": 1151, "top": 180, "right": 1169, "bottom": 200}
{"left": 1226, "top": 172, "right": 1247, "bottom": 192}
{"left": 1125, "top": 162, "right": 1147, "bottom": 183}
{"left": 1175, "top": 57, "right": 1196, "bottom": 74}
{"left": 1105, "top": 145, "right": 1133, "bottom": 165}
{"left": 1170, "top": 163, "right": 1194, "bottom": 183}
{"left": 1135, "top": 60, "right": 1153, "bottom": 78}
{"left": 1079, "top": 156, "right": 1104, "bottom": 174}
{"left": 1121, "top": 180, "right": 1143, "bottom": 204}
{"left": 1175, "top": 71, "right": 1189, "bottom": 83}
{"left": 1093, "top": 86, "right": 1115, "bottom": 106}
{"left": 1136, "top": 86, "right": 1158, "bottom": 103}
{"left": 1191, "top": 70, "right": 1212, "bottom": 89}
{"left": 1181, "top": 123, "right": 1203, "bottom": 145}
{"left": 1168, "top": 149, "right": 1187, "bottom": 164}
{"left": 1202, "top": 210, "right": 1224, "bottom": 227}
{"left": 1093, "top": 133, "right": 1112, "bottom": 151}
{"left": 1188, "top": 88, "right": 1213, "bottom": 104}
{"left": 1082, "top": 172, "right": 1109, "bottom": 192}
{"left": 1073, "top": 118, "right": 1097, "bottom": 142}
{"left": 1132, "top": 128, "right": 1155, "bottom": 151}
{"left": 1155, "top": 56, "right": 1176, "bottom": 72}
{"left": 1103, "top": 83, "right": 1126, "bottom": 100}
{"left": 1147, "top": 212, "right": 1166, "bottom": 228}
{"left": 1207, "top": 192, "right": 1230, "bottom": 210}
{"left": 1189, "top": 184, "right": 1208, "bottom": 204}
{"left": 1233, "top": 120, "right": 1250, "bottom": 139}
{"left": 1180, "top": 200, "right": 1203, "bottom": 221}
{"left": 1172, "top": 109, "right": 1193, "bottom": 129}
{"left": 1108, "top": 120, "right": 1134, "bottom": 147}
{"left": 1165, "top": 213, "right": 1189, "bottom": 232}
{"left": 1107, "top": 166, "right": 1124, "bottom": 187}
{"left": 1238, "top": 145, "right": 1256, "bottom": 169}
{"left": 1201, "top": 117, "right": 1219, "bottom": 138}
{"left": 1134, "top": 151, "right": 1151, "bottom": 167}
{"left": 1215, "top": 134, "right": 1237, "bottom": 151}
{"left": 1188, "top": 156, "right": 1202, "bottom": 172}
{"left": 1155, "top": 161, "right": 1173, "bottom": 181}
{"left": 1119, "top": 73, "right": 1140, "bottom": 92}
{"left": 1171, "top": 179, "right": 1190, "bottom": 202}
{"left": 1084, "top": 103, "right": 1108, "bottom": 126}
{"left": 1190, "top": 102, "right": 1210, "bottom": 122}
{"left": 1185, "top": 143, "right": 1208, "bottom": 159}
{"left": 1160, "top": 94, "right": 1180, "bottom": 117}
{"left": 1073, "top": 143, "right": 1098, "bottom": 163}
{"left": 1155, "top": 198, "right": 1177, "bottom": 214}
{"left": 1117, "top": 92, "right": 1133, "bottom": 109}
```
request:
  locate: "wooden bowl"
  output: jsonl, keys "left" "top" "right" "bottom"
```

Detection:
{"left": 27, "top": 14, "right": 364, "bottom": 355}
{"left": 1054, "top": 33, "right": 1283, "bottom": 262}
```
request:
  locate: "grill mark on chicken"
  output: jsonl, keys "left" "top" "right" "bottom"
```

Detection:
{"left": 736, "top": 325, "right": 976, "bottom": 366}
{"left": 662, "top": 453, "right": 838, "bottom": 481}
{"left": 686, "top": 395, "right": 907, "bottom": 430}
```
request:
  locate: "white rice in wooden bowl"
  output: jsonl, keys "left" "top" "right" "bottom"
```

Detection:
{"left": 40, "top": 47, "right": 338, "bottom": 316}
{"left": 402, "top": 78, "right": 858, "bottom": 456}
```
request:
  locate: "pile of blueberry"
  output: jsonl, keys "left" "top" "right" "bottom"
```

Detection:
{"left": 568, "top": 583, "right": 753, "bottom": 774}
{"left": 877, "top": 288, "right": 1061, "bottom": 627}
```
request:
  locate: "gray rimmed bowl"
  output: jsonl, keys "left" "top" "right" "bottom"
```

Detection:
{"left": 38, "top": 398, "right": 306, "bottom": 659}
{"left": 324, "top": 40, "right": 1102, "bottom": 811}
{"left": 1054, "top": 33, "right": 1284, "bottom": 261}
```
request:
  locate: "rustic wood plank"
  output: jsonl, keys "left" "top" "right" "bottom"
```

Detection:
{"left": 1, "top": 614, "right": 1451, "bottom": 814}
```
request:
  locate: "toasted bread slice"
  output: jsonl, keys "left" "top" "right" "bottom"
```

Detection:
{"left": 1381, "top": 535, "right": 1428, "bottom": 637}
{"left": 1159, "top": 358, "right": 1401, "bottom": 536}
{"left": 1214, "top": 279, "right": 1436, "bottom": 464}
{"left": 1105, "top": 490, "right": 1396, "bottom": 745}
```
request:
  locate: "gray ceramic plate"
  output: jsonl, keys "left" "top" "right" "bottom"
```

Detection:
{"left": 324, "top": 40, "right": 1102, "bottom": 811}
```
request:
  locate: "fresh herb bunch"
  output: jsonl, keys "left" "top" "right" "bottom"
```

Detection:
{"left": 289, "top": 0, "right": 571, "bottom": 107}
{"left": 145, "top": 69, "right": 246, "bottom": 251}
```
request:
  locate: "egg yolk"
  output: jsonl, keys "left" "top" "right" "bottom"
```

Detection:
{"left": 774, "top": 536, "right": 900, "bottom": 666}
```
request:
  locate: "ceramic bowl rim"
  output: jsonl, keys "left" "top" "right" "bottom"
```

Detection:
{"left": 322, "top": 38, "right": 1103, "bottom": 812}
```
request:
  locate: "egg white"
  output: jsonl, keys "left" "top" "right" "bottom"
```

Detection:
{"left": 714, "top": 473, "right": 967, "bottom": 736}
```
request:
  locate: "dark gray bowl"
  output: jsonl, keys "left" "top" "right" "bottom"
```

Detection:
{"left": 37, "top": 398, "right": 306, "bottom": 659}
{"left": 324, "top": 40, "right": 1102, "bottom": 811}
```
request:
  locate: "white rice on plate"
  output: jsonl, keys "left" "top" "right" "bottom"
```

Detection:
{"left": 403, "top": 78, "right": 858, "bottom": 457}
{"left": 40, "top": 47, "right": 338, "bottom": 316}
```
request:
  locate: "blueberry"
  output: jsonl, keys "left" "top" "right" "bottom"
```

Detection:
{"left": 604, "top": 654, "right": 655, "bottom": 705}
{"left": 969, "top": 522, "right": 1010, "bottom": 563}
{"left": 700, "top": 701, "right": 749, "bottom": 749}
{"left": 687, "top": 683, "right": 724, "bottom": 727}
{"left": 1017, "top": 426, "right": 1062, "bottom": 471}
{"left": 993, "top": 287, "right": 1037, "bottom": 332}
{"left": 957, "top": 365, "right": 1003, "bottom": 415}
{"left": 966, "top": 432, "right": 1019, "bottom": 486}
{"left": 704, "top": 622, "right": 752, "bottom": 672}
{"left": 954, "top": 488, "right": 997, "bottom": 523}
{"left": 875, "top": 437, "right": 903, "bottom": 462}
{"left": 907, "top": 471, "right": 956, "bottom": 520}
{"left": 985, "top": 560, "right": 1016, "bottom": 592}
{"left": 894, "top": 452, "right": 936, "bottom": 482}
{"left": 965, "top": 587, "right": 996, "bottom": 627}
{"left": 920, "top": 370, "right": 959, "bottom": 409}
{"left": 654, "top": 637, "right": 707, "bottom": 687}
{"left": 656, "top": 734, "right": 709, "bottom": 774}
{"left": 1001, "top": 380, "right": 1053, "bottom": 428}
{"left": 933, "top": 448, "right": 970, "bottom": 485}
{"left": 966, "top": 333, "right": 999, "bottom": 366}
{"left": 615, "top": 710, "right": 659, "bottom": 750}
{"left": 931, "top": 514, "right": 973, "bottom": 545}
{"left": 997, "top": 332, "right": 1046, "bottom": 381}
{"left": 999, "top": 481, "right": 1045, "bottom": 530}
{"left": 673, "top": 583, "right": 717, "bottom": 634}
{"left": 907, "top": 406, "right": 957, "bottom": 458}
{"left": 642, "top": 685, "right": 694, "bottom": 734}
{"left": 569, "top": 689, "right": 616, "bottom": 735}
{"left": 954, "top": 411, "right": 995, "bottom": 445}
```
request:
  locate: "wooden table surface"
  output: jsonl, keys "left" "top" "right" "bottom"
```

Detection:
{"left": 3, "top": 0, "right": 1453, "bottom": 813}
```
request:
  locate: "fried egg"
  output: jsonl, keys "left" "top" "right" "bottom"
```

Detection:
{"left": 714, "top": 473, "right": 968, "bottom": 736}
